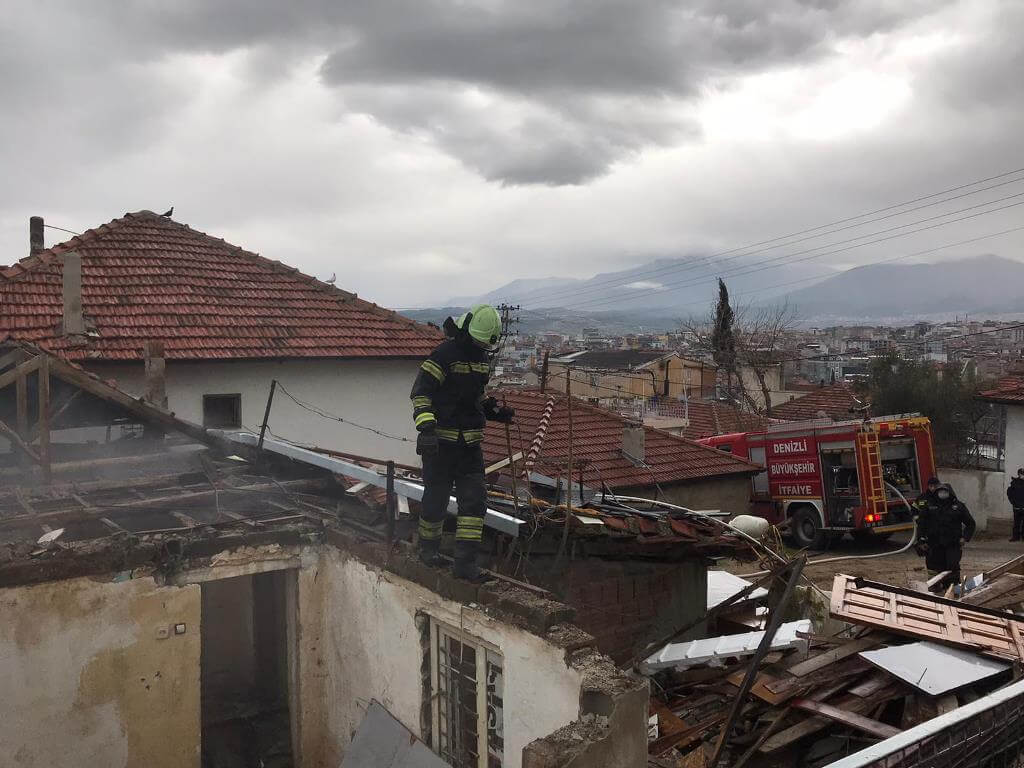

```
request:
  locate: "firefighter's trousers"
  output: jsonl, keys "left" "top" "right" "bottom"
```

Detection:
{"left": 418, "top": 440, "right": 486, "bottom": 546}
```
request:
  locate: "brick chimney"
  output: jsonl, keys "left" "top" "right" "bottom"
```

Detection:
{"left": 622, "top": 422, "right": 645, "bottom": 464}
{"left": 62, "top": 251, "right": 85, "bottom": 336}
{"left": 29, "top": 216, "right": 44, "bottom": 256}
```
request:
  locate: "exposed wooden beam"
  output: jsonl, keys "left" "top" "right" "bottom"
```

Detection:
{"left": 38, "top": 356, "right": 50, "bottom": 484}
{"left": 0, "top": 349, "right": 28, "bottom": 374}
{"left": 46, "top": 355, "right": 211, "bottom": 445}
{"left": 0, "top": 355, "right": 41, "bottom": 393}
{"left": 0, "top": 418, "right": 42, "bottom": 464}
{"left": 27, "top": 389, "right": 83, "bottom": 443}
{"left": 0, "top": 478, "right": 324, "bottom": 529}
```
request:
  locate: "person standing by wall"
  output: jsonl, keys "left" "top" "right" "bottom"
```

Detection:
{"left": 1007, "top": 468, "right": 1024, "bottom": 542}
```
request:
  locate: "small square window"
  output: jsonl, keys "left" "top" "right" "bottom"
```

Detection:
{"left": 203, "top": 394, "right": 241, "bottom": 429}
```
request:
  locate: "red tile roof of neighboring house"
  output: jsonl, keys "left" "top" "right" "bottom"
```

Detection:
{"left": 770, "top": 382, "right": 860, "bottom": 422}
{"left": 483, "top": 390, "right": 759, "bottom": 490}
{"left": 0, "top": 211, "right": 442, "bottom": 362}
{"left": 651, "top": 398, "right": 769, "bottom": 441}
{"left": 978, "top": 376, "right": 1024, "bottom": 404}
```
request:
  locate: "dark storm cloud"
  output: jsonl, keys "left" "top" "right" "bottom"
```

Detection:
{"left": 313, "top": 0, "right": 958, "bottom": 183}
{"left": 25, "top": 0, "right": 955, "bottom": 185}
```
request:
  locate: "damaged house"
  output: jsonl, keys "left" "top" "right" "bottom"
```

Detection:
{"left": 0, "top": 212, "right": 441, "bottom": 464}
{"left": 0, "top": 342, "right": 767, "bottom": 767}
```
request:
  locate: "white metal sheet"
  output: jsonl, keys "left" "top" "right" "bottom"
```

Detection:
{"left": 642, "top": 619, "right": 811, "bottom": 673}
{"left": 214, "top": 431, "right": 524, "bottom": 536}
{"left": 859, "top": 641, "right": 1010, "bottom": 696}
{"left": 707, "top": 570, "right": 769, "bottom": 610}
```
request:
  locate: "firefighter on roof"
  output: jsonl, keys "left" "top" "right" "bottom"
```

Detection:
{"left": 914, "top": 482, "right": 975, "bottom": 593}
{"left": 410, "top": 304, "right": 514, "bottom": 581}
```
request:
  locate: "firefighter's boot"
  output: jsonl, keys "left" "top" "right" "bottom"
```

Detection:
{"left": 452, "top": 539, "right": 489, "bottom": 583}
{"left": 418, "top": 537, "right": 445, "bottom": 568}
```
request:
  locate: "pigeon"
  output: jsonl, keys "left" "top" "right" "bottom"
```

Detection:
{"left": 325, "top": 272, "right": 336, "bottom": 284}
{"left": 161, "top": 207, "right": 174, "bottom": 217}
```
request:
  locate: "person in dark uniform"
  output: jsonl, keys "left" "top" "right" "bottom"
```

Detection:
{"left": 912, "top": 476, "right": 941, "bottom": 513}
{"left": 409, "top": 304, "right": 513, "bottom": 581}
{"left": 1006, "top": 468, "right": 1024, "bottom": 542}
{"left": 914, "top": 483, "right": 976, "bottom": 593}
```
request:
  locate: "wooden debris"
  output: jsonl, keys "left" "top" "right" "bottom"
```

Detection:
{"left": 790, "top": 698, "right": 902, "bottom": 739}
{"left": 785, "top": 637, "right": 879, "bottom": 677}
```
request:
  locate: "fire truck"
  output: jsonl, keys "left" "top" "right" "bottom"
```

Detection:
{"left": 699, "top": 414, "right": 937, "bottom": 548}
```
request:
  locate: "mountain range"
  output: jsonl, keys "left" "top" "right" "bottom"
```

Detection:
{"left": 442, "top": 255, "right": 836, "bottom": 315}
{"left": 783, "top": 254, "right": 1024, "bottom": 320}
{"left": 406, "top": 253, "right": 1024, "bottom": 331}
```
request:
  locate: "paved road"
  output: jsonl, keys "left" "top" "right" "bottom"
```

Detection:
{"left": 728, "top": 529, "right": 1024, "bottom": 590}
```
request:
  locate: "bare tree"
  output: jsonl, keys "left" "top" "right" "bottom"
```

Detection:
{"left": 680, "top": 285, "right": 800, "bottom": 416}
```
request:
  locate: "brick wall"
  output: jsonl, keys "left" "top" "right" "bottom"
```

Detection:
{"left": 539, "top": 559, "right": 707, "bottom": 665}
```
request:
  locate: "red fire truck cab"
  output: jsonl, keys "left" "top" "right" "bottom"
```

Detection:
{"left": 699, "top": 414, "right": 937, "bottom": 548}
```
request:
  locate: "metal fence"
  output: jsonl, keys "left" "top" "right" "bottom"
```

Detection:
{"left": 824, "top": 678, "right": 1024, "bottom": 768}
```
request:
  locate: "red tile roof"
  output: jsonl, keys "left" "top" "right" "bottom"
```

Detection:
{"left": 0, "top": 211, "right": 441, "bottom": 361}
{"left": 770, "top": 383, "right": 860, "bottom": 422}
{"left": 979, "top": 376, "right": 1024, "bottom": 404}
{"left": 483, "top": 390, "right": 759, "bottom": 490}
{"left": 651, "top": 398, "right": 769, "bottom": 441}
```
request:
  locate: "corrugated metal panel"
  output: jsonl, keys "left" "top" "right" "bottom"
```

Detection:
{"left": 642, "top": 619, "right": 810, "bottom": 672}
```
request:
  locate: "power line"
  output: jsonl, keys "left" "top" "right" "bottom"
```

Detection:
{"left": 274, "top": 381, "right": 413, "bottom": 443}
{"left": 560, "top": 195, "right": 1024, "bottom": 310}
{"left": 631, "top": 222, "right": 1024, "bottom": 316}
{"left": 509, "top": 167, "right": 1024, "bottom": 307}
{"left": 43, "top": 223, "right": 82, "bottom": 236}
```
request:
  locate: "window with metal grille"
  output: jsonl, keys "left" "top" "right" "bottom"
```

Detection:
{"left": 430, "top": 621, "right": 504, "bottom": 768}
{"left": 202, "top": 394, "right": 241, "bottom": 429}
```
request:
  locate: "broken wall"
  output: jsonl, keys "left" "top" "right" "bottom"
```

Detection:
{"left": 0, "top": 575, "right": 201, "bottom": 768}
{"left": 297, "top": 546, "right": 588, "bottom": 768}
{"left": 558, "top": 558, "right": 707, "bottom": 665}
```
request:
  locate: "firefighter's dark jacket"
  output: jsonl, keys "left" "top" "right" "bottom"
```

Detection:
{"left": 1007, "top": 476, "right": 1024, "bottom": 508}
{"left": 915, "top": 485, "right": 976, "bottom": 547}
{"left": 410, "top": 337, "right": 492, "bottom": 444}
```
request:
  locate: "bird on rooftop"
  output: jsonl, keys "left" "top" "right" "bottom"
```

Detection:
{"left": 325, "top": 272, "right": 336, "bottom": 284}
{"left": 161, "top": 207, "right": 174, "bottom": 217}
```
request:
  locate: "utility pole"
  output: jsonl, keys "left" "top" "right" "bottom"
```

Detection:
{"left": 496, "top": 303, "right": 521, "bottom": 343}
{"left": 493, "top": 303, "right": 521, "bottom": 377}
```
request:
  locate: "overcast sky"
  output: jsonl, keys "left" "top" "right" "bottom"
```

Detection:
{"left": 1, "top": 1, "right": 1022, "bottom": 308}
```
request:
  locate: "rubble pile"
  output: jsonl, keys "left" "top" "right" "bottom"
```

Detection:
{"left": 643, "top": 555, "right": 1024, "bottom": 768}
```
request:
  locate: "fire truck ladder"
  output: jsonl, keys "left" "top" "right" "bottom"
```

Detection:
{"left": 856, "top": 428, "right": 887, "bottom": 520}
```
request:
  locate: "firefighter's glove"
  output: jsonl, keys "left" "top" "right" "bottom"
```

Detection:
{"left": 493, "top": 406, "right": 515, "bottom": 424}
{"left": 482, "top": 397, "right": 515, "bottom": 423}
{"left": 416, "top": 430, "right": 439, "bottom": 458}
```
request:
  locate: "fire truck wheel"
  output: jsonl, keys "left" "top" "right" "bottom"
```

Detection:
{"left": 790, "top": 505, "right": 826, "bottom": 549}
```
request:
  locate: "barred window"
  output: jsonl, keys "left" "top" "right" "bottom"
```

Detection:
{"left": 430, "top": 620, "right": 504, "bottom": 768}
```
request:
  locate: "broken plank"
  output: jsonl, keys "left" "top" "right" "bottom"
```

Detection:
{"left": 649, "top": 712, "right": 726, "bottom": 757}
{"left": 785, "top": 637, "right": 879, "bottom": 677}
{"left": 849, "top": 672, "right": 891, "bottom": 698}
{"left": 759, "top": 685, "right": 903, "bottom": 753}
{"left": 983, "top": 553, "right": 1024, "bottom": 582}
{"left": 791, "top": 698, "right": 901, "bottom": 740}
